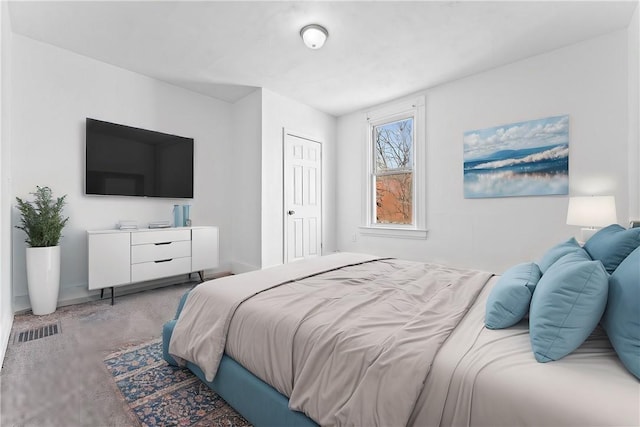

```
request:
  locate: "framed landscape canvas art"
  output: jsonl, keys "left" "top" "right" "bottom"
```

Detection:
{"left": 463, "top": 115, "right": 569, "bottom": 198}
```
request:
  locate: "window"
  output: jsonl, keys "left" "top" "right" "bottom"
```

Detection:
{"left": 374, "top": 117, "right": 414, "bottom": 225}
{"left": 361, "top": 96, "right": 426, "bottom": 239}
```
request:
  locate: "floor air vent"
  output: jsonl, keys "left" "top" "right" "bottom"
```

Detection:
{"left": 14, "top": 322, "right": 61, "bottom": 343}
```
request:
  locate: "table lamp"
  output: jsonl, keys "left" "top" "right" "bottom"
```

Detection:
{"left": 566, "top": 196, "right": 617, "bottom": 242}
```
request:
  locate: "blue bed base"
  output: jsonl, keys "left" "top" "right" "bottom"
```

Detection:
{"left": 162, "top": 292, "right": 317, "bottom": 427}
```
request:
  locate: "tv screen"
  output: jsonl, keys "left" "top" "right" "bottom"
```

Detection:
{"left": 85, "top": 118, "right": 194, "bottom": 198}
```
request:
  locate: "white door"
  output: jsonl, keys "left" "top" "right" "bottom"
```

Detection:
{"left": 284, "top": 132, "right": 322, "bottom": 263}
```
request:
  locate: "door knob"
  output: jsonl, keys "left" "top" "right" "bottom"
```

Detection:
{"left": 288, "top": 210, "right": 295, "bottom": 215}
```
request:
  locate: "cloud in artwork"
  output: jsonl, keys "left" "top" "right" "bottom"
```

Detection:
{"left": 464, "top": 115, "right": 569, "bottom": 161}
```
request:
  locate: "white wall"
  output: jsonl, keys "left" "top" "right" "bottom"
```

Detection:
{"left": 337, "top": 30, "right": 630, "bottom": 273}
{"left": 10, "top": 35, "right": 234, "bottom": 310}
{"left": 628, "top": 4, "right": 640, "bottom": 221}
{"left": 261, "top": 89, "right": 337, "bottom": 268}
{"left": 231, "top": 89, "right": 262, "bottom": 273}
{"left": 0, "top": 0, "right": 14, "bottom": 366}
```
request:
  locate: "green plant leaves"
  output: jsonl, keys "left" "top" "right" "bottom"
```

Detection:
{"left": 15, "top": 186, "right": 69, "bottom": 247}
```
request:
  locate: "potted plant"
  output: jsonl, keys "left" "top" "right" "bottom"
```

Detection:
{"left": 15, "top": 186, "right": 68, "bottom": 315}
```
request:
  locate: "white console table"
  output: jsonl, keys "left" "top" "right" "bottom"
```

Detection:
{"left": 87, "top": 226, "right": 219, "bottom": 304}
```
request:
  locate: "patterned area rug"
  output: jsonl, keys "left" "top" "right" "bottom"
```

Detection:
{"left": 104, "top": 339, "right": 251, "bottom": 426}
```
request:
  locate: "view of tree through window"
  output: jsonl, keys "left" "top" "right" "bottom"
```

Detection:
{"left": 374, "top": 118, "right": 413, "bottom": 225}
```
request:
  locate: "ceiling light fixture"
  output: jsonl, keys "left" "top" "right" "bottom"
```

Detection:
{"left": 300, "top": 24, "right": 328, "bottom": 50}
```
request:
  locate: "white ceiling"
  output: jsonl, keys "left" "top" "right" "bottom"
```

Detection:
{"left": 8, "top": 1, "right": 639, "bottom": 116}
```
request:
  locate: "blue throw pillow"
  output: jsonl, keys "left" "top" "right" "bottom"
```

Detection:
{"left": 530, "top": 252, "right": 609, "bottom": 362}
{"left": 485, "top": 262, "right": 541, "bottom": 329}
{"left": 584, "top": 224, "right": 640, "bottom": 273}
{"left": 601, "top": 247, "right": 640, "bottom": 379}
{"left": 537, "top": 237, "right": 584, "bottom": 273}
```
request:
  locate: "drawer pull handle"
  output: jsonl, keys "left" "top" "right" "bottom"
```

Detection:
{"left": 155, "top": 258, "right": 173, "bottom": 263}
{"left": 155, "top": 242, "right": 172, "bottom": 246}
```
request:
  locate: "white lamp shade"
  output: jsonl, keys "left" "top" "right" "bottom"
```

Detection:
{"left": 566, "top": 196, "right": 617, "bottom": 227}
{"left": 300, "top": 24, "right": 328, "bottom": 49}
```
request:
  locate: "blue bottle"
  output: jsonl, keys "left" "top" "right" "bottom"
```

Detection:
{"left": 173, "top": 204, "right": 182, "bottom": 227}
{"left": 182, "top": 205, "right": 191, "bottom": 226}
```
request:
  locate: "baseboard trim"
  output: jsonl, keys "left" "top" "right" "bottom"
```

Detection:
{"left": 0, "top": 311, "right": 14, "bottom": 371}
{"left": 13, "top": 264, "right": 233, "bottom": 314}
{"left": 231, "top": 261, "right": 259, "bottom": 274}
{"left": 13, "top": 279, "right": 194, "bottom": 314}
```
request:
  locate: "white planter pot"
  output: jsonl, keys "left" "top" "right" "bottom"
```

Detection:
{"left": 26, "top": 246, "right": 61, "bottom": 315}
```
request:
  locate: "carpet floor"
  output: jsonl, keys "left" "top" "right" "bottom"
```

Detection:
{"left": 104, "top": 339, "right": 249, "bottom": 426}
{"left": 0, "top": 280, "right": 244, "bottom": 426}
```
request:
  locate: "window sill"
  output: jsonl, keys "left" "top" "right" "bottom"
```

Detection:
{"left": 359, "top": 226, "right": 428, "bottom": 240}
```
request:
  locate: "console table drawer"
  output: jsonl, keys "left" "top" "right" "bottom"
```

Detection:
{"left": 131, "top": 257, "right": 192, "bottom": 283}
{"left": 131, "top": 229, "right": 191, "bottom": 245}
{"left": 131, "top": 240, "right": 191, "bottom": 264}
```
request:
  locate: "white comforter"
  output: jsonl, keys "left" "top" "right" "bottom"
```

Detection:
{"left": 169, "top": 253, "right": 492, "bottom": 426}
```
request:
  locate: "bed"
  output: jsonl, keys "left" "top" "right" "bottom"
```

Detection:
{"left": 163, "top": 250, "right": 639, "bottom": 427}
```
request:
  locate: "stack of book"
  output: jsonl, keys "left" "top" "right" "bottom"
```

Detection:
{"left": 148, "top": 221, "right": 171, "bottom": 229}
{"left": 117, "top": 220, "right": 138, "bottom": 230}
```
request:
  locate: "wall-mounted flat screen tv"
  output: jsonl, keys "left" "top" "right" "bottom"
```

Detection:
{"left": 86, "top": 118, "right": 194, "bottom": 198}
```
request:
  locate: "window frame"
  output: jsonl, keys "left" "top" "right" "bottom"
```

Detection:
{"left": 360, "top": 96, "right": 427, "bottom": 239}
